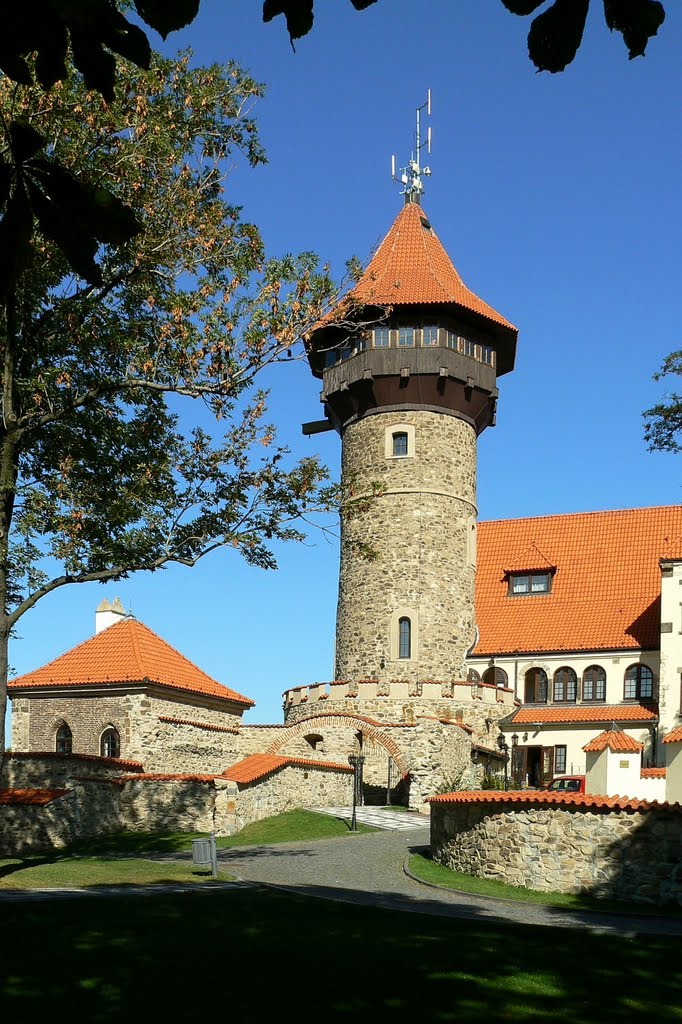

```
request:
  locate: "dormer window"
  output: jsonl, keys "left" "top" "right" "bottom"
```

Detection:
{"left": 509, "top": 572, "right": 552, "bottom": 596}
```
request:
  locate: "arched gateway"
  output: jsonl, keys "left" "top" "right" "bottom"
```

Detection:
{"left": 266, "top": 712, "right": 412, "bottom": 779}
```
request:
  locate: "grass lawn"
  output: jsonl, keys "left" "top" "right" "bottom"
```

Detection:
{"left": 0, "top": 856, "right": 231, "bottom": 888}
{"left": 0, "top": 810, "right": 373, "bottom": 890}
{"left": 1, "top": 887, "right": 681, "bottom": 1022}
{"left": 408, "top": 853, "right": 681, "bottom": 918}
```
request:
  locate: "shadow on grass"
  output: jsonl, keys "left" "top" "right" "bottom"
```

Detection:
{"left": 1, "top": 886, "right": 681, "bottom": 1022}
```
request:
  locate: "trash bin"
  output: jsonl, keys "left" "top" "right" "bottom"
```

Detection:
{"left": 192, "top": 839, "right": 212, "bottom": 867}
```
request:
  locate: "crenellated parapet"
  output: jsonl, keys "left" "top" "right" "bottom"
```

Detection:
{"left": 282, "top": 678, "right": 516, "bottom": 732}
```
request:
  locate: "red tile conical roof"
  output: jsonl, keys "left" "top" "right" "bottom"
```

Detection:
{"left": 349, "top": 201, "right": 516, "bottom": 330}
{"left": 8, "top": 618, "right": 253, "bottom": 708}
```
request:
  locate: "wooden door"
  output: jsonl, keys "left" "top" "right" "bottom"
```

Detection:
{"left": 541, "top": 746, "right": 554, "bottom": 786}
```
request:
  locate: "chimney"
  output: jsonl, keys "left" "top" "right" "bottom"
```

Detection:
{"left": 95, "top": 597, "right": 127, "bottom": 633}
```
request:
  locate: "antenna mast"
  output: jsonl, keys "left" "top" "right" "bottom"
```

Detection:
{"left": 391, "top": 90, "right": 432, "bottom": 204}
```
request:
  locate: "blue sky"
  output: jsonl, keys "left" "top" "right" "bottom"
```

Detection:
{"left": 6, "top": 0, "right": 682, "bottom": 736}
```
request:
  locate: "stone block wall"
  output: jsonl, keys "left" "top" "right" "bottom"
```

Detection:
{"left": 3, "top": 751, "right": 143, "bottom": 788}
{"left": 10, "top": 688, "right": 245, "bottom": 770}
{"left": 337, "top": 410, "right": 477, "bottom": 683}
{"left": 0, "top": 761, "right": 355, "bottom": 856}
{"left": 431, "top": 794, "right": 682, "bottom": 906}
{"left": 228, "top": 764, "right": 353, "bottom": 832}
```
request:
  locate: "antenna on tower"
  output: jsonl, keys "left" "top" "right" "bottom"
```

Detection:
{"left": 391, "top": 90, "right": 432, "bottom": 204}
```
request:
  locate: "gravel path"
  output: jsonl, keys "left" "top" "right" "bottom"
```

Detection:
{"left": 218, "top": 826, "right": 682, "bottom": 937}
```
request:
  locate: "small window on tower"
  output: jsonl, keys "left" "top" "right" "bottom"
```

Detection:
{"left": 398, "top": 617, "right": 411, "bottom": 659}
{"left": 392, "top": 432, "right": 408, "bottom": 457}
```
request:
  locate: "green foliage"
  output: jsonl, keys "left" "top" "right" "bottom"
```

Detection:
{"left": 481, "top": 771, "right": 506, "bottom": 790}
{"left": 500, "top": 0, "right": 665, "bottom": 72}
{"left": 0, "top": 54, "right": 342, "bottom": 627}
{"left": 263, "top": 0, "right": 377, "bottom": 45}
{"left": 644, "top": 350, "right": 682, "bottom": 452}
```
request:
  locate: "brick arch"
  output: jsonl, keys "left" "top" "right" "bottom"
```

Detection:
{"left": 266, "top": 713, "right": 412, "bottom": 777}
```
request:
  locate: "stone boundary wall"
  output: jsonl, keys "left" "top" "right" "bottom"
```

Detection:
{"left": 430, "top": 793, "right": 682, "bottom": 906}
{"left": 0, "top": 763, "right": 355, "bottom": 856}
{"left": 2, "top": 752, "right": 143, "bottom": 787}
{"left": 228, "top": 764, "right": 354, "bottom": 832}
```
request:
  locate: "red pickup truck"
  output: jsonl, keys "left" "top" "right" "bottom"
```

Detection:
{"left": 546, "top": 775, "right": 586, "bottom": 793}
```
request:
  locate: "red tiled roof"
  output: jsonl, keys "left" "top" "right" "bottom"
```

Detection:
{"left": 475, "top": 505, "right": 682, "bottom": 655}
{"left": 0, "top": 788, "right": 67, "bottom": 805}
{"left": 427, "top": 789, "right": 676, "bottom": 813}
{"left": 158, "top": 716, "right": 240, "bottom": 735}
{"left": 662, "top": 726, "right": 682, "bottom": 744}
{"left": 118, "top": 773, "right": 218, "bottom": 783}
{"left": 347, "top": 202, "right": 516, "bottom": 330}
{"left": 508, "top": 704, "right": 657, "bottom": 725}
{"left": 222, "top": 754, "right": 353, "bottom": 785}
{"left": 6, "top": 750, "right": 144, "bottom": 770}
{"left": 8, "top": 618, "right": 253, "bottom": 708}
{"left": 583, "top": 729, "right": 643, "bottom": 753}
{"left": 641, "top": 767, "right": 666, "bottom": 778}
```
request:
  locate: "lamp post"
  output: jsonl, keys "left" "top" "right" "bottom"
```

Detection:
{"left": 348, "top": 754, "right": 365, "bottom": 832}
{"left": 497, "top": 733, "right": 509, "bottom": 790}
{"left": 511, "top": 732, "right": 519, "bottom": 788}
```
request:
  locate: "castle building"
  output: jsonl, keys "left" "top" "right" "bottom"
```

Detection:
{"left": 469, "top": 505, "right": 682, "bottom": 786}
{"left": 304, "top": 190, "right": 517, "bottom": 685}
{"left": 7, "top": 109, "right": 682, "bottom": 814}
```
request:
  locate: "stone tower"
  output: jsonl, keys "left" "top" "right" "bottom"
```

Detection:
{"left": 305, "top": 157, "right": 517, "bottom": 687}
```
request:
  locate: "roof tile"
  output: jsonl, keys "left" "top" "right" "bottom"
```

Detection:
{"left": 509, "top": 704, "right": 657, "bottom": 725}
{"left": 662, "top": 726, "right": 682, "bottom": 744}
{"left": 8, "top": 619, "right": 253, "bottom": 707}
{"left": 348, "top": 202, "right": 516, "bottom": 330}
{"left": 222, "top": 754, "right": 354, "bottom": 785}
{"left": 0, "top": 788, "right": 67, "bottom": 806}
{"left": 427, "top": 789, "right": 677, "bottom": 813}
{"left": 583, "top": 729, "right": 643, "bottom": 753}
{"left": 475, "top": 505, "right": 682, "bottom": 655}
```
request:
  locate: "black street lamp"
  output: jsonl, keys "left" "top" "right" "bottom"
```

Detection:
{"left": 348, "top": 754, "right": 365, "bottom": 832}
{"left": 511, "top": 732, "right": 519, "bottom": 788}
{"left": 496, "top": 733, "right": 509, "bottom": 790}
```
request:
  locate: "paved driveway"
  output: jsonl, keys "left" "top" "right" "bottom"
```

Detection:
{"left": 218, "top": 826, "right": 682, "bottom": 938}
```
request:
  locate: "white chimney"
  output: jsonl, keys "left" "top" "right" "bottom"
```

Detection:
{"left": 95, "top": 597, "right": 127, "bottom": 633}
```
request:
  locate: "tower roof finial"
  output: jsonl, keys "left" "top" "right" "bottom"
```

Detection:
{"left": 391, "top": 90, "right": 432, "bottom": 205}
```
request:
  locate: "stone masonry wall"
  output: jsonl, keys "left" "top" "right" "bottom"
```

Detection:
{"left": 337, "top": 411, "right": 477, "bottom": 683}
{"left": 230, "top": 764, "right": 353, "bottom": 831}
{"left": 0, "top": 763, "right": 355, "bottom": 855}
{"left": 10, "top": 689, "right": 244, "bottom": 770}
{"left": 283, "top": 686, "right": 514, "bottom": 747}
{"left": 431, "top": 798, "right": 682, "bottom": 906}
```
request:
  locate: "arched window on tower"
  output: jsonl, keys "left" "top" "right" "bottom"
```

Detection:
{"left": 398, "top": 617, "right": 411, "bottom": 659}
{"left": 100, "top": 726, "right": 120, "bottom": 759}
{"left": 55, "top": 723, "right": 72, "bottom": 754}
{"left": 392, "top": 431, "right": 408, "bottom": 457}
